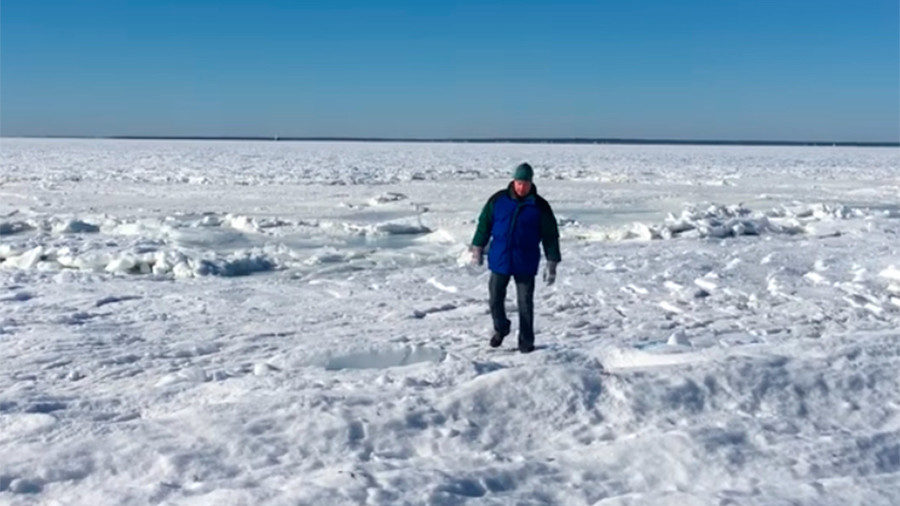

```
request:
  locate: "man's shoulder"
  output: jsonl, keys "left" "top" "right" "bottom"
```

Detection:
{"left": 535, "top": 194, "right": 554, "bottom": 212}
{"left": 488, "top": 189, "right": 509, "bottom": 203}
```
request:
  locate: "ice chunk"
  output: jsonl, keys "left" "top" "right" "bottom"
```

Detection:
{"left": 629, "top": 222, "right": 658, "bottom": 241}
{"left": 369, "top": 192, "right": 408, "bottom": 205}
{"left": 223, "top": 214, "right": 259, "bottom": 233}
{"left": 172, "top": 261, "right": 193, "bottom": 279}
{"left": 3, "top": 246, "right": 44, "bottom": 269}
{"left": 879, "top": 265, "right": 900, "bottom": 283}
{"left": 374, "top": 222, "right": 431, "bottom": 235}
{"left": 105, "top": 256, "right": 137, "bottom": 274}
{"left": 804, "top": 272, "right": 827, "bottom": 285}
{"left": 667, "top": 329, "right": 691, "bottom": 347}
{"left": 156, "top": 366, "right": 209, "bottom": 386}
{"left": 694, "top": 277, "right": 718, "bottom": 292}
{"left": 0, "top": 221, "right": 33, "bottom": 235}
{"left": 53, "top": 219, "right": 100, "bottom": 234}
{"left": 659, "top": 301, "right": 684, "bottom": 314}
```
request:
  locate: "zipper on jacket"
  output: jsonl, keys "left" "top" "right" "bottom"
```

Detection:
{"left": 505, "top": 196, "right": 535, "bottom": 273}
{"left": 506, "top": 197, "right": 532, "bottom": 242}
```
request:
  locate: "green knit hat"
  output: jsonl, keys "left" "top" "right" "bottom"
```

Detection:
{"left": 513, "top": 162, "right": 534, "bottom": 182}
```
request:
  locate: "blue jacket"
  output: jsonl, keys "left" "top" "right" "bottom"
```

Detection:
{"left": 472, "top": 183, "right": 561, "bottom": 276}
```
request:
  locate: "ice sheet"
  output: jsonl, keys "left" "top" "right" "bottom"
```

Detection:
{"left": 1, "top": 139, "right": 898, "bottom": 504}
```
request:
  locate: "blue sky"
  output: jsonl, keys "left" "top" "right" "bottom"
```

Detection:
{"left": 2, "top": 0, "right": 898, "bottom": 141}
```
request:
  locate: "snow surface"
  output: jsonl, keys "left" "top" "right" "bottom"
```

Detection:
{"left": 1, "top": 138, "right": 899, "bottom": 504}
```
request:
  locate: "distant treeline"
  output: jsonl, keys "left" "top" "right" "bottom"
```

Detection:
{"left": 9, "top": 135, "right": 900, "bottom": 147}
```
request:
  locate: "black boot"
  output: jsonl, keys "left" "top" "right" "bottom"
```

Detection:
{"left": 490, "top": 328, "right": 509, "bottom": 348}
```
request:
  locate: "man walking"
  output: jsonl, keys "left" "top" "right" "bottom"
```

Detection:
{"left": 470, "top": 162, "right": 561, "bottom": 353}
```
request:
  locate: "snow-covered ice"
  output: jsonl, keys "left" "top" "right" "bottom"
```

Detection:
{"left": 1, "top": 138, "right": 898, "bottom": 504}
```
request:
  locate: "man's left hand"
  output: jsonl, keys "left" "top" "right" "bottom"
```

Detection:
{"left": 470, "top": 246, "right": 484, "bottom": 266}
{"left": 543, "top": 261, "right": 558, "bottom": 285}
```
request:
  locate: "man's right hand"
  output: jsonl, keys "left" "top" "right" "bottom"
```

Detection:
{"left": 470, "top": 246, "right": 484, "bottom": 266}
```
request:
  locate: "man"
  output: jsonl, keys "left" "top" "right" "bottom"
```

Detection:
{"left": 470, "top": 162, "right": 561, "bottom": 353}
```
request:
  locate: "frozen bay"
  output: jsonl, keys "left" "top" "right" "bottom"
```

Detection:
{"left": 1, "top": 139, "right": 899, "bottom": 504}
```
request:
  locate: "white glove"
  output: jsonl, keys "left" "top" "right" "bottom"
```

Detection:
{"left": 543, "top": 261, "right": 558, "bottom": 285}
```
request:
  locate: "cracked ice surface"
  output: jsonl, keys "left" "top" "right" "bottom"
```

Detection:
{"left": 1, "top": 139, "right": 899, "bottom": 504}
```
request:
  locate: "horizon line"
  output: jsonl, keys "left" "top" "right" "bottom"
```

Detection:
{"left": 2, "top": 135, "right": 898, "bottom": 147}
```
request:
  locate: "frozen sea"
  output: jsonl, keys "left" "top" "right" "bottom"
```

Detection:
{"left": 1, "top": 138, "right": 899, "bottom": 505}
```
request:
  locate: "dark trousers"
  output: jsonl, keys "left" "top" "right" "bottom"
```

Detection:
{"left": 489, "top": 272, "right": 536, "bottom": 348}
